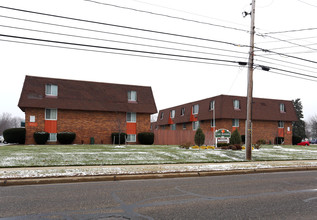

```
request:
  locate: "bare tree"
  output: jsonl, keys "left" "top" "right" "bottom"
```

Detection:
{"left": 308, "top": 114, "right": 317, "bottom": 138}
{"left": 0, "top": 112, "right": 23, "bottom": 135}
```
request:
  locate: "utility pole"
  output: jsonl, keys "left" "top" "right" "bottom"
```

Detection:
{"left": 246, "top": 0, "right": 256, "bottom": 160}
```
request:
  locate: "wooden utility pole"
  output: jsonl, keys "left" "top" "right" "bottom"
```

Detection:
{"left": 246, "top": 0, "right": 256, "bottom": 160}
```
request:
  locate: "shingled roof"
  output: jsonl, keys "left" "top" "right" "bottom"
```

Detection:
{"left": 18, "top": 75, "right": 157, "bottom": 114}
{"left": 156, "top": 95, "right": 298, "bottom": 125}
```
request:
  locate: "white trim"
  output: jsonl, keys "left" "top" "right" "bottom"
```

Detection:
{"left": 45, "top": 84, "right": 58, "bottom": 96}
{"left": 126, "top": 134, "right": 136, "bottom": 142}
{"left": 48, "top": 133, "right": 57, "bottom": 142}
{"left": 45, "top": 108, "right": 57, "bottom": 120}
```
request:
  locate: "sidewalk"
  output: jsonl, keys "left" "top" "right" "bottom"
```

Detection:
{"left": 1, "top": 160, "right": 317, "bottom": 186}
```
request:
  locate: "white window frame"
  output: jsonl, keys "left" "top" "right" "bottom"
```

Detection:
{"left": 45, "top": 109, "right": 57, "bottom": 120}
{"left": 192, "top": 104, "right": 199, "bottom": 115}
{"left": 45, "top": 84, "right": 58, "bottom": 96}
{"left": 209, "top": 100, "right": 215, "bottom": 110}
{"left": 128, "top": 91, "right": 137, "bottom": 102}
{"left": 170, "top": 110, "right": 175, "bottom": 118}
{"left": 126, "top": 134, "right": 136, "bottom": 142}
{"left": 160, "top": 112, "right": 164, "bottom": 120}
{"left": 48, "top": 133, "right": 57, "bottom": 142}
{"left": 192, "top": 121, "right": 200, "bottom": 131}
{"left": 278, "top": 121, "right": 284, "bottom": 128}
{"left": 181, "top": 108, "right": 185, "bottom": 116}
{"left": 232, "top": 119, "right": 239, "bottom": 127}
{"left": 127, "top": 112, "right": 136, "bottom": 122}
{"left": 233, "top": 100, "right": 240, "bottom": 110}
{"left": 170, "top": 124, "right": 176, "bottom": 130}
{"left": 280, "top": 103, "right": 285, "bottom": 113}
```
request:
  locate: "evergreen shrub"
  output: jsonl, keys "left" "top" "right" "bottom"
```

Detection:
{"left": 138, "top": 132, "right": 154, "bottom": 145}
{"left": 194, "top": 128, "right": 205, "bottom": 146}
{"left": 57, "top": 132, "right": 76, "bottom": 144}
{"left": 33, "top": 132, "right": 49, "bottom": 144}
{"left": 3, "top": 128, "right": 25, "bottom": 144}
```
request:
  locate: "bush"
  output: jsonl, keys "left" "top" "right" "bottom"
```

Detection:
{"left": 275, "top": 137, "right": 284, "bottom": 145}
{"left": 33, "top": 132, "right": 49, "bottom": 144}
{"left": 256, "top": 139, "right": 266, "bottom": 145}
{"left": 194, "top": 128, "right": 205, "bottom": 146}
{"left": 292, "top": 135, "right": 302, "bottom": 145}
{"left": 179, "top": 142, "right": 192, "bottom": 149}
{"left": 57, "top": 132, "right": 76, "bottom": 144}
{"left": 230, "top": 129, "right": 242, "bottom": 145}
{"left": 111, "top": 132, "right": 127, "bottom": 145}
{"left": 3, "top": 128, "right": 25, "bottom": 144}
{"left": 138, "top": 132, "right": 154, "bottom": 145}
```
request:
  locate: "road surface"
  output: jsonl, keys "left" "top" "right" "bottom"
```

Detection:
{"left": 1, "top": 171, "right": 317, "bottom": 219}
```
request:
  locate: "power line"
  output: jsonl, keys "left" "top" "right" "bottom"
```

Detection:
{"left": 0, "top": 15, "right": 250, "bottom": 56}
{"left": 0, "top": 38, "right": 243, "bottom": 68}
{"left": 297, "top": 0, "right": 317, "bottom": 8}
{"left": 261, "top": 69, "right": 317, "bottom": 82}
{"left": 0, "top": 5, "right": 247, "bottom": 48}
{"left": 0, "top": 24, "right": 248, "bottom": 60}
{"left": 83, "top": 0, "right": 250, "bottom": 33}
{"left": 0, "top": 33, "right": 242, "bottom": 64}
{"left": 264, "top": 27, "right": 317, "bottom": 35}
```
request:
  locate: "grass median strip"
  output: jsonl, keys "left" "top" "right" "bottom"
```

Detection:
{"left": 0, "top": 144, "right": 316, "bottom": 168}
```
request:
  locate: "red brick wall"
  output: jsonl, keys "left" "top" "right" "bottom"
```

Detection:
{"left": 162, "top": 118, "right": 292, "bottom": 145}
{"left": 24, "top": 108, "right": 151, "bottom": 145}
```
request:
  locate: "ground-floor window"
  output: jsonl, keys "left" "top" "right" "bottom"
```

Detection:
{"left": 182, "top": 123, "right": 186, "bottom": 130}
{"left": 278, "top": 121, "right": 284, "bottom": 128}
{"left": 192, "top": 121, "right": 200, "bottom": 130}
{"left": 232, "top": 119, "right": 239, "bottom": 127}
{"left": 48, "top": 133, "right": 57, "bottom": 142}
{"left": 127, "top": 134, "right": 136, "bottom": 142}
{"left": 170, "top": 124, "right": 176, "bottom": 130}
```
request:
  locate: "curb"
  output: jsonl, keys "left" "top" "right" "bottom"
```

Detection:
{"left": 1, "top": 166, "right": 317, "bottom": 186}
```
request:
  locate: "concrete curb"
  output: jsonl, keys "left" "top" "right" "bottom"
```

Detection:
{"left": 1, "top": 166, "right": 317, "bottom": 186}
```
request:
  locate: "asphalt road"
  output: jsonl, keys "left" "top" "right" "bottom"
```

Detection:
{"left": 1, "top": 171, "right": 317, "bottom": 219}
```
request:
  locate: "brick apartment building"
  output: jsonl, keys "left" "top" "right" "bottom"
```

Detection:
{"left": 18, "top": 76, "right": 157, "bottom": 145}
{"left": 152, "top": 95, "right": 298, "bottom": 145}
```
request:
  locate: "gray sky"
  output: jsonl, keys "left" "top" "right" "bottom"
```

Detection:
{"left": 1, "top": 0, "right": 316, "bottom": 121}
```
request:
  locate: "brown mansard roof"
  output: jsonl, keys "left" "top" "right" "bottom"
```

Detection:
{"left": 18, "top": 75, "right": 157, "bottom": 114}
{"left": 156, "top": 95, "right": 298, "bottom": 125}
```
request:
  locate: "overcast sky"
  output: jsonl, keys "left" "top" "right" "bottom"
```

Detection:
{"left": 1, "top": 0, "right": 316, "bottom": 121}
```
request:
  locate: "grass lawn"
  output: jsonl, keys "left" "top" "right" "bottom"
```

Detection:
{"left": 0, "top": 144, "right": 316, "bottom": 168}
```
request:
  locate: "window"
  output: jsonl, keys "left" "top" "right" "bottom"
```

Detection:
{"left": 192, "top": 104, "right": 199, "bottom": 114}
{"left": 209, "top": 100, "right": 215, "bottom": 110}
{"left": 278, "top": 121, "right": 284, "bottom": 128}
{"left": 160, "top": 112, "right": 164, "bottom": 120}
{"left": 45, "top": 109, "right": 57, "bottom": 120}
{"left": 128, "top": 91, "right": 137, "bottom": 102}
{"left": 182, "top": 123, "right": 186, "bottom": 130}
{"left": 181, "top": 108, "right": 185, "bottom": 116}
{"left": 233, "top": 100, "right": 240, "bottom": 110}
{"left": 127, "top": 134, "right": 136, "bottom": 142}
{"left": 127, "top": 112, "right": 136, "bottom": 122}
{"left": 192, "top": 121, "right": 200, "bottom": 130}
{"left": 48, "top": 133, "right": 57, "bottom": 142}
{"left": 45, "top": 84, "right": 58, "bottom": 96}
{"left": 170, "top": 124, "right": 176, "bottom": 130}
{"left": 280, "top": 103, "right": 285, "bottom": 113}
{"left": 232, "top": 119, "right": 239, "bottom": 127}
{"left": 211, "top": 120, "right": 215, "bottom": 127}
{"left": 30, "top": 116, "right": 35, "bottom": 123}
{"left": 170, "top": 110, "right": 175, "bottom": 118}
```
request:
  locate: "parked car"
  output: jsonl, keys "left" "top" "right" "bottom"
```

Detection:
{"left": 297, "top": 141, "right": 310, "bottom": 146}
{"left": 310, "top": 139, "right": 317, "bottom": 144}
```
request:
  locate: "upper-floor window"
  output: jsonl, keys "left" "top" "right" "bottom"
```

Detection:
{"left": 280, "top": 103, "right": 285, "bottom": 113}
{"left": 181, "top": 108, "right": 185, "bottom": 116}
{"left": 232, "top": 119, "right": 239, "bottom": 127}
{"left": 127, "top": 112, "right": 136, "bottom": 122}
{"left": 170, "top": 110, "right": 175, "bottom": 118}
{"left": 193, "top": 104, "right": 199, "bottom": 115}
{"left": 278, "top": 121, "right": 284, "bottom": 128}
{"left": 233, "top": 100, "right": 240, "bottom": 110}
{"left": 45, "top": 109, "right": 57, "bottom": 120}
{"left": 128, "top": 91, "right": 137, "bottom": 102}
{"left": 209, "top": 100, "right": 215, "bottom": 110}
{"left": 160, "top": 112, "right": 164, "bottom": 120}
{"left": 45, "top": 84, "right": 58, "bottom": 96}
